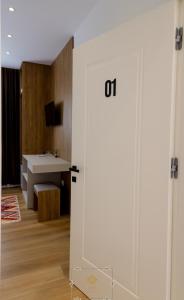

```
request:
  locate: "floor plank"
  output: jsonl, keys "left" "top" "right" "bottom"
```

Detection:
{"left": 1, "top": 188, "right": 87, "bottom": 300}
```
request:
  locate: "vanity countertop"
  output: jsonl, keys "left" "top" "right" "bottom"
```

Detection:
{"left": 23, "top": 154, "right": 71, "bottom": 174}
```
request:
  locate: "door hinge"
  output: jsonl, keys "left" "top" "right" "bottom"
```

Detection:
{"left": 175, "top": 27, "right": 183, "bottom": 50}
{"left": 171, "top": 157, "right": 178, "bottom": 179}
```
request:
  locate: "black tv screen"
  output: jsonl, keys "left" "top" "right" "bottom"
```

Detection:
{"left": 45, "top": 101, "right": 55, "bottom": 126}
{"left": 54, "top": 103, "right": 62, "bottom": 126}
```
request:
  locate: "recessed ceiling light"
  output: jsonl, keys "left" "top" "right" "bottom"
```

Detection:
{"left": 8, "top": 34, "right": 12, "bottom": 38}
{"left": 9, "top": 7, "right": 15, "bottom": 12}
{"left": 6, "top": 51, "right": 10, "bottom": 55}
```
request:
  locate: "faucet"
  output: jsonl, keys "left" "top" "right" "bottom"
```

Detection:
{"left": 53, "top": 150, "right": 58, "bottom": 158}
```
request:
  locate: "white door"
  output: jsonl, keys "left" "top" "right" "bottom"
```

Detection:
{"left": 171, "top": 1, "right": 184, "bottom": 299}
{"left": 70, "top": 2, "right": 177, "bottom": 300}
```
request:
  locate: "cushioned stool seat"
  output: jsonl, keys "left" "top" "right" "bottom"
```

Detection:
{"left": 34, "top": 183, "right": 60, "bottom": 222}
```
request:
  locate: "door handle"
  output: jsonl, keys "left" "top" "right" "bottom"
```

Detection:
{"left": 69, "top": 165, "right": 80, "bottom": 173}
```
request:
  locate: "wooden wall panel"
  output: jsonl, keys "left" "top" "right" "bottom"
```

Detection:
{"left": 51, "top": 38, "right": 73, "bottom": 161}
{"left": 21, "top": 62, "right": 52, "bottom": 154}
{"left": 21, "top": 37, "right": 73, "bottom": 160}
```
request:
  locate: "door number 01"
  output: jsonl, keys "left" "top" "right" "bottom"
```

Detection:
{"left": 105, "top": 78, "right": 117, "bottom": 97}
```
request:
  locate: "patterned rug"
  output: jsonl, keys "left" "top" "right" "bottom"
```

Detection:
{"left": 1, "top": 195, "right": 21, "bottom": 224}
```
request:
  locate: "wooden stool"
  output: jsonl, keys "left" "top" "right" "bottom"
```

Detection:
{"left": 34, "top": 184, "right": 60, "bottom": 222}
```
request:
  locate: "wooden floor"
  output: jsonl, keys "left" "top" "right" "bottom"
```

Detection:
{"left": 1, "top": 188, "right": 87, "bottom": 300}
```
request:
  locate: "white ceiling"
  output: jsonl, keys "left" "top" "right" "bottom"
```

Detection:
{"left": 1, "top": 0, "right": 99, "bottom": 69}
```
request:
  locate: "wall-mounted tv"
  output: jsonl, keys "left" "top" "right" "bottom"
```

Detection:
{"left": 45, "top": 101, "right": 55, "bottom": 126}
{"left": 54, "top": 103, "right": 62, "bottom": 126}
{"left": 45, "top": 101, "right": 62, "bottom": 127}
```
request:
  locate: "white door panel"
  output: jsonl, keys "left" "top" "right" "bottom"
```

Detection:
{"left": 70, "top": 2, "right": 176, "bottom": 300}
{"left": 83, "top": 52, "right": 141, "bottom": 294}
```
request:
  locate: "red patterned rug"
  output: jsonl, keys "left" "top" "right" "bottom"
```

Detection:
{"left": 1, "top": 195, "right": 21, "bottom": 224}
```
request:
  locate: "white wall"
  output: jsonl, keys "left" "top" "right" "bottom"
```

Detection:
{"left": 74, "top": 0, "right": 170, "bottom": 47}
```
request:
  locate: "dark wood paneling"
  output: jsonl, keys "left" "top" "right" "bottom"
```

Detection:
{"left": 51, "top": 38, "right": 74, "bottom": 161}
{"left": 21, "top": 38, "right": 73, "bottom": 157}
{"left": 21, "top": 62, "right": 52, "bottom": 154}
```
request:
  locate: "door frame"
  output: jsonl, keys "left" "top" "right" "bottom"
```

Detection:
{"left": 171, "top": 0, "right": 184, "bottom": 299}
